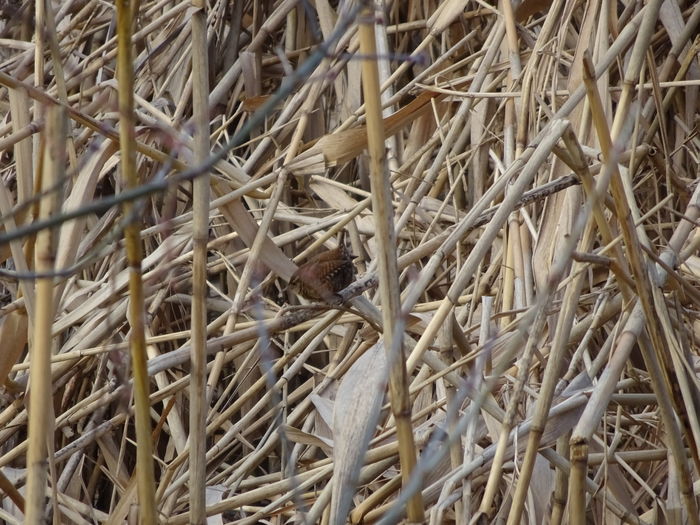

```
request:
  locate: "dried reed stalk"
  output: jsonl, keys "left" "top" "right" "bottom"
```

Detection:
{"left": 1, "top": 1, "right": 700, "bottom": 524}
{"left": 115, "top": 0, "right": 157, "bottom": 521}
{"left": 24, "top": 104, "right": 64, "bottom": 523}
{"left": 189, "top": 0, "right": 211, "bottom": 521}
{"left": 357, "top": 3, "right": 423, "bottom": 523}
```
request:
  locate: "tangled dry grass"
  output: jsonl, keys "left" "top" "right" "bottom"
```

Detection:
{"left": 1, "top": 0, "right": 700, "bottom": 523}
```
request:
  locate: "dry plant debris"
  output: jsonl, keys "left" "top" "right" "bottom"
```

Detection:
{"left": 1, "top": 0, "right": 700, "bottom": 523}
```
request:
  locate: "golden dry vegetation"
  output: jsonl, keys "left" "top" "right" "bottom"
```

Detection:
{"left": 1, "top": 0, "right": 700, "bottom": 523}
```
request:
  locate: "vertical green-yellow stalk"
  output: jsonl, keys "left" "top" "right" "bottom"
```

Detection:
{"left": 115, "top": 1, "right": 157, "bottom": 522}
{"left": 357, "top": 3, "right": 424, "bottom": 522}
{"left": 25, "top": 105, "right": 64, "bottom": 524}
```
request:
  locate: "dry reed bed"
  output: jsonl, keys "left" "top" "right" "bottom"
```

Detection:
{"left": 1, "top": 0, "right": 700, "bottom": 523}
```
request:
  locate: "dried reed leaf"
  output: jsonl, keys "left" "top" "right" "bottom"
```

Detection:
{"left": 330, "top": 340, "right": 388, "bottom": 524}
{"left": 0, "top": 311, "right": 27, "bottom": 388}
{"left": 288, "top": 91, "right": 439, "bottom": 174}
{"left": 281, "top": 424, "right": 334, "bottom": 456}
{"left": 55, "top": 140, "right": 118, "bottom": 274}
{"left": 204, "top": 485, "right": 227, "bottom": 525}
{"left": 8, "top": 88, "right": 32, "bottom": 213}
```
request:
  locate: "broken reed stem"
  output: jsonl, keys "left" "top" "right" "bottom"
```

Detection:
{"left": 115, "top": 1, "right": 157, "bottom": 522}
{"left": 357, "top": 3, "right": 424, "bottom": 523}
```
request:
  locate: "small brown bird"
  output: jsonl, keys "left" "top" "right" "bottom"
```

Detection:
{"left": 289, "top": 231, "right": 356, "bottom": 302}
